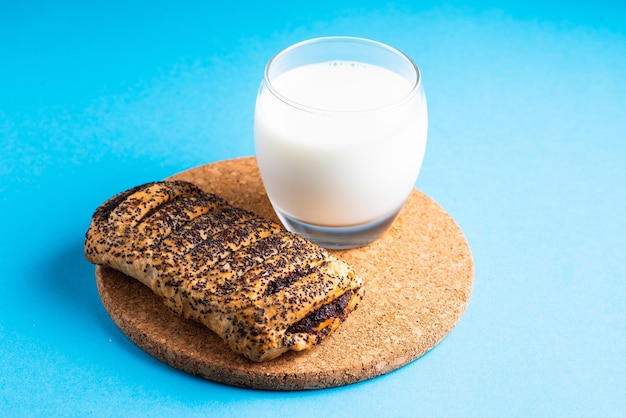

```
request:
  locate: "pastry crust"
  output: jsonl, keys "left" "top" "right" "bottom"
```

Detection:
{"left": 84, "top": 180, "right": 364, "bottom": 362}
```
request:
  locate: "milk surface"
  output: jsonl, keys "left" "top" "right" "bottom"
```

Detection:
{"left": 255, "top": 61, "right": 427, "bottom": 227}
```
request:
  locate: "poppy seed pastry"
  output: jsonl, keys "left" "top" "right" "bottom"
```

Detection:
{"left": 84, "top": 180, "right": 364, "bottom": 362}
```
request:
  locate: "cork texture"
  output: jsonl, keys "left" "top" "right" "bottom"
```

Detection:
{"left": 95, "top": 156, "right": 473, "bottom": 390}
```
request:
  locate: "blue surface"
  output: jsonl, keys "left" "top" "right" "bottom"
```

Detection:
{"left": 2, "top": 1, "right": 625, "bottom": 416}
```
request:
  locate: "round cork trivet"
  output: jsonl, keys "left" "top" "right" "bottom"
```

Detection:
{"left": 96, "top": 156, "right": 473, "bottom": 390}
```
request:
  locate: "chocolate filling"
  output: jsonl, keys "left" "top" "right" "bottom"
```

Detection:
{"left": 264, "top": 264, "right": 319, "bottom": 297}
{"left": 287, "top": 290, "right": 354, "bottom": 334}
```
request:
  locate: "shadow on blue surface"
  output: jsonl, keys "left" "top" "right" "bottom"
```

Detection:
{"left": 37, "top": 236, "right": 118, "bottom": 335}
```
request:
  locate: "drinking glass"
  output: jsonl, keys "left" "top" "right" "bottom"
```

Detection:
{"left": 254, "top": 36, "right": 427, "bottom": 249}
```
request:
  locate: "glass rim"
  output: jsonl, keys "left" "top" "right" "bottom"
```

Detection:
{"left": 263, "top": 36, "right": 422, "bottom": 114}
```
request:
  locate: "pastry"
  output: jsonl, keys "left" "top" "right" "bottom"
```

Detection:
{"left": 84, "top": 180, "right": 364, "bottom": 362}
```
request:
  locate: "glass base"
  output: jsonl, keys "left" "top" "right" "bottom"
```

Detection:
{"left": 274, "top": 208, "right": 402, "bottom": 250}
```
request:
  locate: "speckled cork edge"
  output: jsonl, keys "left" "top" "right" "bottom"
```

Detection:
{"left": 95, "top": 156, "right": 473, "bottom": 390}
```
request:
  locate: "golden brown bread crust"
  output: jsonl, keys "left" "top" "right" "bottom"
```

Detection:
{"left": 84, "top": 180, "right": 364, "bottom": 362}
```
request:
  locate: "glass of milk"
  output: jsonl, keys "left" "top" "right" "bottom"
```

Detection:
{"left": 254, "top": 36, "right": 427, "bottom": 249}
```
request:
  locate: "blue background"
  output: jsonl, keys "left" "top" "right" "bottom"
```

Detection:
{"left": 1, "top": 1, "right": 625, "bottom": 416}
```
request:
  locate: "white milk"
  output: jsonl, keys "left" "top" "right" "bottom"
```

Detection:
{"left": 255, "top": 61, "right": 427, "bottom": 227}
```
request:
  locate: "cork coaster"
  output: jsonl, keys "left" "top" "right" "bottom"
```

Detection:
{"left": 96, "top": 156, "right": 473, "bottom": 390}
